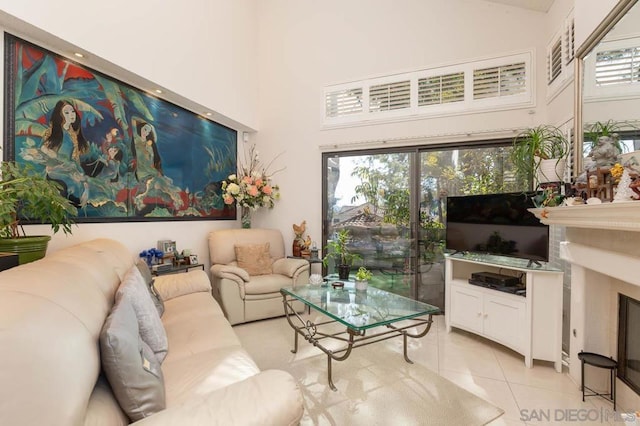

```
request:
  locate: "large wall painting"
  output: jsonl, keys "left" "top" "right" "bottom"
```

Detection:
{"left": 3, "top": 33, "right": 237, "bottom": 222}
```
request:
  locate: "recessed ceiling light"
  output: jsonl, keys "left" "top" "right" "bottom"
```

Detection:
{"left": 155, "top": 89, "right": 163, "bottom": 94}
{"left": 206, "top": 112, "right": 212, "bottom": 116}
{"left": 74, "top": 52, "right": 84, "bottom": 58}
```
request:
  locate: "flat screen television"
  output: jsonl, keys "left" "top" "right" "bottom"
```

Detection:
{"left": 445, "top": 191, "right": 549, "bottom": 263}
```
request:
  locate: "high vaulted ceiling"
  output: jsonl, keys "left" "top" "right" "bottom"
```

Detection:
{"left": 482, "top": 0, "right": 555, "bottom": 13}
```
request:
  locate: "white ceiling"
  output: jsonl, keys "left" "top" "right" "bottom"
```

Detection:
{"left": 482, "top": 0, "right": 555, "bottom": 13}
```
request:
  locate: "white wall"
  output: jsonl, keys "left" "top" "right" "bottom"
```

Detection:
{"left": 0, "top": 0, "right": 259, "bottom": 268}
{"left": 0, "top": 0, "right": 623, "bottom": 264}
{"left": 252, "top": 0, "right": 550, "bottom": 246}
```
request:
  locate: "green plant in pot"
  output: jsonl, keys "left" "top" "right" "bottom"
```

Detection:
{"left": 0, "top": 162, "right": 77, "bottom": 264}
{"left": 323, "top": 228, "right": 361, "bottom": 280}
{"left": 511, "top": 125, "right": 569, "bottom": 187}
{"left": 354, "top": 266, "right": 373, "bottom": 291}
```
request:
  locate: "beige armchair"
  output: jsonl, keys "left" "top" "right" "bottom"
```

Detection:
{"left": 208, "top": 228, "right": 310, "bottom": 325}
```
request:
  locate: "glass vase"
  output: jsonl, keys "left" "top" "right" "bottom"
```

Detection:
{"left": 241, "top": 206, "right": 251, "bottom": 229}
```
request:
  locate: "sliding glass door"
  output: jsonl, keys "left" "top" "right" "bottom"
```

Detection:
{"left": 323, "top": 141, "right": 526, "bottom": 309}
{"left": 324, "top": 151, "right": 415, "bottom": 298}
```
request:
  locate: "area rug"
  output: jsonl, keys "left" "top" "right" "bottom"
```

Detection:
{"left": 235, "top": 317, "right": 504, "bottom": 425}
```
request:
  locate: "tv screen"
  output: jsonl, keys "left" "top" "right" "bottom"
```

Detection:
{"left": 445, "top": 192, "right": 549, "bottom": 262}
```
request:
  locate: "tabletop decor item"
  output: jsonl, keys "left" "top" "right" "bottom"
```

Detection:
{"left": 221, "top": 144, "right": 282, "bottom": 228}
{"left": 139, "top": 248, "right": 164, "bottom": 267}
{"left": 354, "top": 266, "right": 373, "bottom": 291}
{"left": 309, "top": 273, "right": 324, "bottom": 286}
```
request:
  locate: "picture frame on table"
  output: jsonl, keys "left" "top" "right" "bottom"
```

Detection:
{"left": 189, "top": 254, "right": 199, "bottom": 265}
{"left": 158, "top": 240, "right": 177, "bottom": 256}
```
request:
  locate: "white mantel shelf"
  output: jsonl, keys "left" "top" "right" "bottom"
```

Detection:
{"left": 529, "top": 202, "right": 640, "bottom": 232}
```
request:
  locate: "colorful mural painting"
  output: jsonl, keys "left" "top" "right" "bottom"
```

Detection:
{"left": 4, "top": 34, "right": 237, "bottom": 222}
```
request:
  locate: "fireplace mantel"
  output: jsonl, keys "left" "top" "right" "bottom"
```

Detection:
{"left": 529, "top": 202, "right": 640, "bottom": 232}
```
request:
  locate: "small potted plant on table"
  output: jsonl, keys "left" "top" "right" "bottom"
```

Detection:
{"left": 323, "top": 228, "right": 360, "bottom": 280}
{"left": 354, "top": 266, "right": 373, "bottom": 291}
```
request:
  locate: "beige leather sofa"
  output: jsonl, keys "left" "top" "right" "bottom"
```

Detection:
{"left": 0, "top": 238, "right": 304, "bottom": 425}
{"left": 209, "top": 229, "right": 310, "bottom": 325}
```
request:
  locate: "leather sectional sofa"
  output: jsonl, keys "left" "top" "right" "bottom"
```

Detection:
{"left": 0, "top": 238, "right": 304, "bottom": 425}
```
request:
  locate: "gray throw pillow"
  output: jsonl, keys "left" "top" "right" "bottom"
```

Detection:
{"left": 100, "top": 296, "right": 166, "bottom": 421}
{"left": 117, "top": 266, "right": 168, "bottom": 362}
{"left": 136, "top": 260, "right": 165, "bottom": 317}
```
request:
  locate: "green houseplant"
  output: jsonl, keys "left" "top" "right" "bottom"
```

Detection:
{"left": 354, "top": 266, "right": 373, "bottom": 291}
{"left": 0, "top": 162, "right": 77, "bottom": 264}
{"left": 323, "top": 228, "right": 361, "bottom": 280}
{"left": 511, "top": 125, "right": 570, "bottom": 186}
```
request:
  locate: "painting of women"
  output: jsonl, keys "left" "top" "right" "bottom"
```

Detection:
{"left": 131, "top": 118, "right": 163, "bottom": 182}
{"left": 130, "top": 117, "right": 183, "bottom": 214}
{"left": 40, "top": 100, "right": 90, "bottom": 207}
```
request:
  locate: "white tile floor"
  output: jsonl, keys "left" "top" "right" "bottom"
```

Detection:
{"left": 234, "top": 314, "right": 629, "bottom": 426}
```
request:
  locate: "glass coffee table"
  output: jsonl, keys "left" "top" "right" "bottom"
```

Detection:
{"left": 280, "top": 282, "right": 439, "bottom": 391}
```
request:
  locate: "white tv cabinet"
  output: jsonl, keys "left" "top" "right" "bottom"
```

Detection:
{"left": 445, "top": 254, "right": 563, "bottom": 372}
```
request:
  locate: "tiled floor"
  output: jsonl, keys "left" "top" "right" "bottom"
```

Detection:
{"left": 234, "top": 314, "right": 628, "bottom": 425}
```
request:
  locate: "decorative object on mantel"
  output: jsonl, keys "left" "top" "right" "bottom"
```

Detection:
{"left": 563, "top": 197, "right": 585, "bottom": 206}
{"left": 613, "top": 169, "right": 639, "bottom": 202}
{"left": 531, "top": 186, "right": 564, "bottom": 208}
{"left": 575, "top": 126, "right": 624, "bottom": 201}
{"left": 221, "top": 144, "right": 282, "bottom": 228}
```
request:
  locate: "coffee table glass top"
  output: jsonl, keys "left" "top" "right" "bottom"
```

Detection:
{"left": 281, "top": 282, "right": 439, "bottom": 331}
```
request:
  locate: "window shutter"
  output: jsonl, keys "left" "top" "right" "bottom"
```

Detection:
{"left": 473, "top": 62, "right": 526, "bottom": 99}
{"left": 595, "top": 47, "right": 640, "bottom": 87}
{"left": 548, "top": 38, "right": 562, "bottom": 84}
{"left": 325, "top": 88, "right": 363, "bottom": 117}
{"left": 418, "top": 72, "right": 464, "bottom": 106}
{"left": 565, "top": 19, "right": 575, "bottom": 65}
{"left": 369, "top": 80, "right": 411, "bottom": 112}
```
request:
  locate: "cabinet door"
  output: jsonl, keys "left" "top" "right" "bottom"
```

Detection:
{"left": 483, "top": 295, "right": 526, "bottom": 351}
{"left": 449, "top": 285, "right": 483, "bottom": 334}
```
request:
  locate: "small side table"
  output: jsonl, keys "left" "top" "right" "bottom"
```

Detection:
{"left": 152, "top": 263, "right": 204, "bottom": 276}
{"left": 578, "top": 351, "right": 617, "bottom": 410}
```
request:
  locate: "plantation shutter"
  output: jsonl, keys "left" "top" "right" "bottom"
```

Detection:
{"left": 565, "top": 19, "right": 575, "bottom": 65}
{"left": 548, "top": 38, "right": 562, "bottom": 84}
{"left": 418, "top": 72, "right": 464, "bottom": 106}
{"left": 473, "top": 62, "right": 526, "bottom": 99}
{"left": 325, "top": 88, "right": 363, "bottom": 118}
{"left": 595, "top": 47, "right": 640, "bottom": 87}
{"left": 369, "top": 80, "right": 411, "bottom": 112}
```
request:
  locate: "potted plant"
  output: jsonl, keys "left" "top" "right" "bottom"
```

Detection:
{"left": 511, "top": 125, "right": 570, "bottom": 186}
{"left": 323, "top": 228, "right": 361, "bottom": 280}
{"left": 354, "top": 266, "right": 373, "bottom": 291}
{"left": 0, "top": 162, "right": 77, "bottom": 264}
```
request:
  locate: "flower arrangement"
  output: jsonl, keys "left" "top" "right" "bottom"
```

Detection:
{"left": 139, "top": 248, "right": 164, "bottom": 267}
{"left": 221, "top": 144, "right": 282, "bottom": 227}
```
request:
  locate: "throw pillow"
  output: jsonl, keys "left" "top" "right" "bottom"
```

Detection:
{"left": 235, "top": 243, "right": 273, "bottom": 276}
{"left": 116, "top": 266, "right": 168, "bottom": 362}
{"left": 136, "top": 260, "right": 165, "bottom": 317}
{"left": 100, "top": 296, "right": 166, "bottom": 421}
